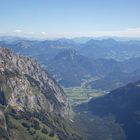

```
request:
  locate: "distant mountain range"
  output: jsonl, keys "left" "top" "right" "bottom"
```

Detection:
{"left": 1, "top": 36, "right": 140, "bottom": 140}
{"left": 1, "top": 36, "right": 140, "bottom": 91}
{"left": 47, "top": 49, "right": 140, "bottom": 90}
{"left": 80, "top": 39, "right": 140, "bottom": 60}
{"left": 1, "top": 36, "right": 140, "bottom": 61}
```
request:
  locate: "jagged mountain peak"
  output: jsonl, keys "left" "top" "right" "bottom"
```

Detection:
{"left": 54, "top": 49, "right": 79, "bottom": 60}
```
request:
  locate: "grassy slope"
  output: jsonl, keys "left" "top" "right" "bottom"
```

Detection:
{"left": 0, "top": 107, "right": 82, "bottom": 140}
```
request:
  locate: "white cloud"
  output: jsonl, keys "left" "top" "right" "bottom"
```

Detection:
{"left": 4, "top": 27, "right": 140, "bottom": 39}
{"left": 12, "top": 30, "right": 36, "bottom": 37}
{"left": 118, "top": 27, "right": 140, "bottom": 37}
{"left": 14, "top": 29, "right": 23, "bottom": 33}
{"left": 38, "top": 27, "right": 140, "bottom": 38}
{"left": 81, "top": 27, "right": 140, "bottom": 38}
{"left": 41, "top": 32, "right": 47, "bottom": 35}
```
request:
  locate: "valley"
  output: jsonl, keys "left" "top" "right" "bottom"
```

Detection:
{"left": 64, "top": 87, "right": 105, "bottom": 105}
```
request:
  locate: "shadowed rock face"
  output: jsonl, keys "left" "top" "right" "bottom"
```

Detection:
{"left": 0, "top": 88, "right": 6, "bottom": 105}
{"left": 0, "top": 48, "right": 71, "bottom": 117}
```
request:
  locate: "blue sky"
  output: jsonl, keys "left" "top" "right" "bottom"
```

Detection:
{"left": 0, "top": 0, "right": 140, "bottom": 38}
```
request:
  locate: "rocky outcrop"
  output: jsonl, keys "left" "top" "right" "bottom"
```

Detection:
{"left": 0, "top": 48, "right": 82, "bottom": 140}
{"left": 0, "top": 48, "right": 70, "bottom": 117}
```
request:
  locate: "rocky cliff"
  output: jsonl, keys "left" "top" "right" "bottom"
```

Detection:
{"left": 0, "top": 48, "right": 70, "bottom": 116}
{"left": 0, "top": 48, "right": 81, "bottom": 140}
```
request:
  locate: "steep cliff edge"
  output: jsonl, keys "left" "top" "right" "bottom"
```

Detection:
{"left": 0, "top": 48, "right": 81, "bottom": 140}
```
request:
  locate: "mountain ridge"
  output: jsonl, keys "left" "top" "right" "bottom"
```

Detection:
{"left": 0, "top": 48, "right": 81, "bottom": 140}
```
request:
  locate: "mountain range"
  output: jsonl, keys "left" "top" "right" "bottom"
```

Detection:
{"left": 0, "top": 36, "right": 140, "bottom": 140}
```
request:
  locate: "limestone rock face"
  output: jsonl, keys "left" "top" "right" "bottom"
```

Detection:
{"left": 0, "top": 48, "right": 70, "bottom": 117}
